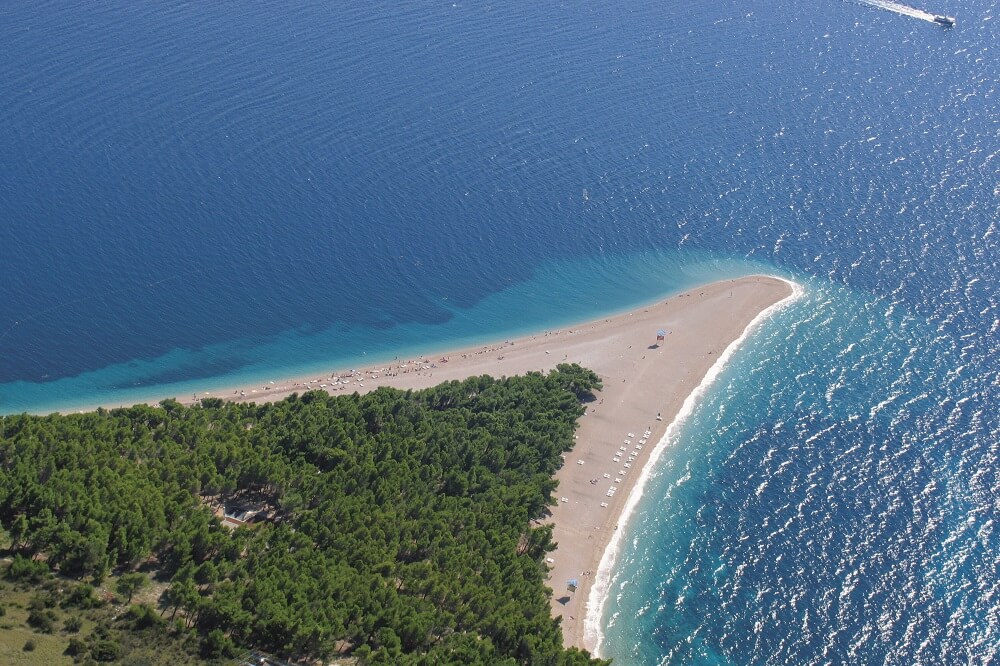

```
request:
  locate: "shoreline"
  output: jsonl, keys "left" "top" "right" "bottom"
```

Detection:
{"left": 51, "top": 274, "right": 795, "bottom": 655}
{"left": 581, "top": 278, "right": 802, "bottom": 656}
{"left": 534, "top": 275, "right": 797, "bottom": 653}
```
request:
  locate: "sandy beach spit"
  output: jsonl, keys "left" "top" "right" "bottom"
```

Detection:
{"left": 90, "top": 275, "right": 795, "bottom": 652}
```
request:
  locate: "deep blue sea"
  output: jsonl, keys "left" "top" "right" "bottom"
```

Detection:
{"left": 1, "top": 0, "right": 996, "bottom": 663}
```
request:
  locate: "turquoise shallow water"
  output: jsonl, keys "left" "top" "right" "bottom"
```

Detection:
{"left": 0, "top": 250, "right": 776, "bottom": 414}
{"left": 1, "top": 0, "right": 997, "bottom": 662}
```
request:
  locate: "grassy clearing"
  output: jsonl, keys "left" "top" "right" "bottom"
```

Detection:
{"left": 0, "top": 586, "right": 74, "bottom": 665}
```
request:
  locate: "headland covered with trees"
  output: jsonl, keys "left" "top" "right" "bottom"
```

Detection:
{"left": 0, "top": 364, "right": 608, "bottom": 665}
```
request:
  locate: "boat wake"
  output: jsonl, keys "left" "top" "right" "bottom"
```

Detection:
{"left": 856, "top": 0, "right": 938, "bottom": 22}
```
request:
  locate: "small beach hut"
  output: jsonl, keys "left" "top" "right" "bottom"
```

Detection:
{"left": 567, "top": 578, "right": 579, "bottom": 593}
{"left": 656, "top": 329, "right": 666, "bottom": 341}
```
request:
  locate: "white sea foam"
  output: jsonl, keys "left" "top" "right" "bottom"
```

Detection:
{"left": 584, "top": 277, "right": 805, "bottom": 656}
